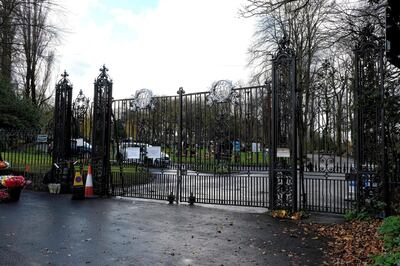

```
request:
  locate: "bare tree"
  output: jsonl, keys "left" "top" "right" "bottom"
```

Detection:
{"left": 241, "top": 0, "right": 338, "bottom": 158}
{"left": 0, "top": 0, "right": 19, "bottom": 84}
{"left": 0, "top": 0, "right": 60, "bottom": 129}
{"left": 13, "top": 0, "right": 58, "bottom": 105}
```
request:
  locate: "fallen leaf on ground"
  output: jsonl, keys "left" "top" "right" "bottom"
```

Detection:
{"left": 302, "top": 219, "right": 384, "bottom": 265}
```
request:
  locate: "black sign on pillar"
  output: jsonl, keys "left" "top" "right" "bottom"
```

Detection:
{"left": 52, "top": 71, "right": 73, "bottom": 192}
{"left": 91, "top": 65, "right": 113, "bottom": 196}
{"left": 269, "top": 37, "right": 298, "bottom": 211}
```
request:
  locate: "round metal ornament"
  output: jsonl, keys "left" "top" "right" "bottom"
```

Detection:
{"left": 207, "top": 80, "right": 238, "bottom": 105}
{"left": 131, "top": 89, "right": 155, "bottom": 110}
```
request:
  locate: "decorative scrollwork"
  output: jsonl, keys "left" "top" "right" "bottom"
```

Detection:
{"left": 275, "top": 170, "right": 293, "bottom": 209}
{"left": 277, "top": 35, "right": 295, "bottom": 56}
{"left": 270, "top": 37, "right": 297, "bottom": 211}
{"left": 131, "top": 89, "right": 155, "bottom": 110}
{"left": 353, "top": 25, "right": 386, "bottom": 210}
{"left": 207, "top": 80, "right": 238, "bottom": 105}
{"left": 274, "top": 47, "right": 295, "bottom": 148}
{"left": 137, "top": 118, "right": 149, "bottom": 143}
{"left": 319, "top": 153, "right": 335, "bottom": 173}
{"left": 73, "top": 89, "right": 90, "bottom": 123}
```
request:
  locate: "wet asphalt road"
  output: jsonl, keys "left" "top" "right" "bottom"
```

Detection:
{"left": 0, "top": 191, "right": 326, "bottom": 266}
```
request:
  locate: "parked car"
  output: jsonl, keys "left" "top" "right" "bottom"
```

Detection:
{"left": 154, "top": 152, "right": 170, "bottom": 167}
{"left": 47, "top": 138, "right": 92, "bottom": 157}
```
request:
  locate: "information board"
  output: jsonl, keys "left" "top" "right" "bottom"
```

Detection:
{"left": 126, "top": 147, "right": 140, "bottom": 159}
{"left": 252, "top": 143, "right": 261, "bottom": 153}
{"left": 147, "top": 146, "right": 161, "bottom": 159}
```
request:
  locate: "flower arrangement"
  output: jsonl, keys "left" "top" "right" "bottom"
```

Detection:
{"left": 0, "top": 175, "right": 28, "bottom": 188}
{"left": 0, "top": 175, "right": 30, "bottom": 202}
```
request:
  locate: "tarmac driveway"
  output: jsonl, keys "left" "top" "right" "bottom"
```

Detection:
{"left": 0, "top": 191, "right": 326, "bottom": 266}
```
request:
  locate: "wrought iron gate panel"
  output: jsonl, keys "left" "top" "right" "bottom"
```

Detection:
{"left": 304, "top": 59, "right": 354, "bottom": 175}
{"left": 111, "top": 91, "right": 180, "bottom": 200}
{"left": 179, "top": 85, "right": 270, "bottom": 173}
{"left": 72, "top": 89, "right": 91, "bottom": 168}
{"left": 269, "top": 39, "right": 298, "bottom": 211}
{"left": 91, "top": 66, "right": 113, "bottom": 196}
{"left": 110, "top": 84, "right": 271, "bottom": 207}
{"left": 354, "top": 28, "right": 387, "bottom": 211}
{"left": 111, "top": 86, "right": 270, "bottom": 172}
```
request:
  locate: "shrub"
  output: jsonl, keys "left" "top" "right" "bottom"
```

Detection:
{"left": 370, "top": 216, "right": 400, "bottom": 265}
{"left": 344, "top": 209, "right": 371, "bottom": 221}
{"left": 378, "top": 216, "right": 400, "bottom": 250}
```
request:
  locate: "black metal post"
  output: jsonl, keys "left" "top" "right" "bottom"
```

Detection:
{"left": 354, "top": 49, "right": 362, "bottom": 211}
{"left": 380, "top": 46, "right": 390, "bottom": 215}
{"left": 269, "top": 64, "right": 277, "bottom": 209}
{"left": 177, "top": 87, "right": 185, "bottom": 204}
{"left": 291, "top": 56, "right": 298, "bottom": 212}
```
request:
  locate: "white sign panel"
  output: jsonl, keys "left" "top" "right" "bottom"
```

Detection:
{"left": 147, "top": 146, "right": 161, "bottom": 159}
{"left": 277, "top": 148, "right": 290, "bottom": 158}
{"left": 252, "top": 143, "right": 261, "bottom": 153}
{"left": 36, "top": 134, "right": 48, "bottom": 143}
{"left": 126, "top": 147, "right": 140, "bottom": 159}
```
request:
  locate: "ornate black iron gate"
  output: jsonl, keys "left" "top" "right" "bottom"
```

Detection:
{"left": 269, "top": 39, "right": 298, "bottom": 211}
{"left": 110, "top": 83, "right": 271, "bottom": 207}
{"left": 45, "top": 29, "right": 393, "bottom": 213}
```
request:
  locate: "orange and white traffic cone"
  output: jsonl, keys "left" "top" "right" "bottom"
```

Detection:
{"left": 85, "top": 165, "right": 94, "bottom": 198}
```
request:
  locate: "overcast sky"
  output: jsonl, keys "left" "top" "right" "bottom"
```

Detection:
{"left": 55, "top": 0, "right": 256, "bottom": 100}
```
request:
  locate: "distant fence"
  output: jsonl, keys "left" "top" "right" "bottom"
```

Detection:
{"left": 0, "top": 130, "right": 52, "bottom": 190}
{"left": 0, "top": 129, "right": 52, "bottom": 173}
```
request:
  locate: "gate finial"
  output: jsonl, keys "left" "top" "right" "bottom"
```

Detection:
{"left": 278, "top": 36, "right": 289, "bottom": 50}
{"left": 100, "top": 64, "right": 109, "bottom": 74}
{"left": 177, "top": 87, "right": 185, "bottom": 95}
{"left": 276, "top": 36, "right": 294, "bottom": 57}
{"left": 61, "top": 70, "right": 69, "bottom": 79}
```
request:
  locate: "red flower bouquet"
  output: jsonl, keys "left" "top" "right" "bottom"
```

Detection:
{"left": 0, "top": 176, "right": 30, "bottom": 202}
{"left": 1, "top": 176, "right": 27, "bottom": 188}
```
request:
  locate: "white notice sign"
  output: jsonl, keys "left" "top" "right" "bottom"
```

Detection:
{"left": 36, "top": 134, "right": 48, "bottom": 143}
{"left": 252, "top": 143, "right": 261, "bottom": 153}
{"left": 277, "top": 148, "right": 290, "bottom": 158}
{"left": 147, "top": 146, "right": 161, "bottom": 159}
{"left": 126, "top": 147, "right": 140, "bottom": 159}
